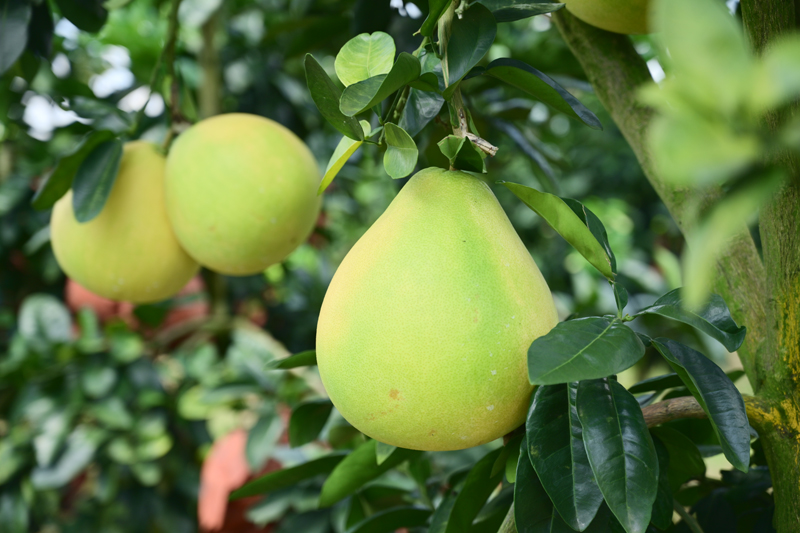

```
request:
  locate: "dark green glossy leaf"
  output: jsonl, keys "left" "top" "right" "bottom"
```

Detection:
{"left": 231, "top": 452, "right": 348, "bottom": 499}
{"left": 650, "top": 436, "right": 673, "bottom": 530}
{"left": 652, "top": 339, "right": 750, "bottom": 472}
{"left": 374, "top": 441, "right": 396, "bottom": 466}
{"left": 289, "top": 400, "right": 333, "bottom": 447}
{"left": 503, "top": 182, "right": 614, "bottom": 279}
{"left": 345, "top": 506, "right": 431, "bottom": 533}
{"left": 484, "top": 58, "right": 602, "bottom": 129}
{"left": 319, "top": 440, "right": 420, "bottom": 506}
{"left": 526, "top": 384, "right": 603, "bottom": 530}
{"left": 437, "top": 447, "right": 505, "bottom": 533}
{"left": 420, "top": 0, "right": 452, "bottom": 37}
{"left": 71, "top": 139, "right": 123, "bottom": 223}
{"left": 636, "top": 289, "right": 746, "bottom": 352}
{"left": 267, "top": 350, "right": 318, "bottom": 370}
{"left": 577, "top": 378, "right": 658, "bottom": 533}
{"left": 562, "top": 198, "right": 617, "bottom": 274}
{"left": 398, "top": 88, "right": 445, "bottom": 136}
{"left": 53, "top": 0, "right": 107, "bottom": 32}
{"left": 0, "top": 0, "right": 31, "bottom": 75}
{"left": 26, "top": 0, "right": 53, "bottom": 59}
{"left": 305, "top": 54, "right": 364, "bottom": 141}
{"left": 443, "top": 3, "right": 496, "bottom": 97}
{"left": 339, "top": 53, "right": 420, "bottom": 116}
{"left": 515, "top": 437, "right": 557, "bottom": 533}
{"left": 383, "top": 122, "right": 418, "bottom": 178}
{"left": 649, "top": 427, "right": 705, "bottom": 492}
{"left": 480, "top": 1, "right": 565, "bottom": 22}
{"left": 527, "top": 317, "right": 645, "bottom": 385}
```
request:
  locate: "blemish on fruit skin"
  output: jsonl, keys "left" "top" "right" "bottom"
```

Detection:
{"left": 486, "top": 405, "right": 494, "bottom": 411}
{"left": 491, "top": 370, "right": 497, "bottom": 375}
{"left": 389, "top": 388, "right": 400, "bottom": 400}
{"left": 429, "top": 430, "right": 437, "bottom": 436}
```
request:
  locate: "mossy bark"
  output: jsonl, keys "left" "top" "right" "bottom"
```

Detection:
{"left": 544, "top": 4, "right": 800, "bottom": 531}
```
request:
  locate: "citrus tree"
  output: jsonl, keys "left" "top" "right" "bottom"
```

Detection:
{"left": 0, "top": 0, "right": 798, "bottom": 532}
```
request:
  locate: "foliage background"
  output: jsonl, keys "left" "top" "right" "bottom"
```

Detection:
{"left": 0, "top": 0, "right": 761, "bottom": 531}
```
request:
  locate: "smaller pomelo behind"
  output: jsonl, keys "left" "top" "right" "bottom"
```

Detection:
{"left": 164, "top": 113, "right": 322, "bottom": 276}
{"left": 51, "top": 141, "right": 199, "bottom": 303}
{"left": 564, "top": 0, "right": 649, "bottom": 35}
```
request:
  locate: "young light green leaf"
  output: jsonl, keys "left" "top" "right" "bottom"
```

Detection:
{"left": 577, "top": 378, "right": 658, "bottom": 533}
{"left": 305, "top": 54, "right": 365, "bottom": 141}
{"left": 503, "top": 182, "right": 614, "bottom": 279}
{"left": 267, "top": 350, "right": 317, "bottom": 370}
{"left": 527, "top": 317, "right": 645, "bottom": 385}
{"left": 383, "top": 123, "right": 418, "bottom": 179}
{"left": 335, "top": 32, "right": 396, "bottom": 87}
{"left": 345, "top": 506, "right": 431, "bottom": 533}
{"left": 289, "top": 400, "right": 334, "bottom": 448}
{"left": 319, "top": 440, "right": 420, "bottom": 507}
{"left": 636, "top": 288, "right": 746, "bottom": 352}
{"left": 231, "top": 452, "right": 348, "bottom": 499}
{"left": 443, "top": 3, "right": 496, "bottom": 97}
{"left": 374, "top": 441, "right": 397, "bottom": 466}
{"left": 479, "top": 0, "right": 564, "bottom": 22}
{"left": 71, "top": 139, "right": 123, "bottom": 223}
{"left": 652, "top": 338, "right": 750, "bottom": 472}
{"left": 319, "top": 120, "right": 372, "bottom": 194}
{"left": 526, "top": 383, "right": 603, "bottom": 530}
{"left": 420, "top": 0, "right": 452, "bottom": 37}
{"left": 437, "top": 135, "right": 466, "bottom": 164}
{"left": 484, "top": 58, "right": 602, "bottom": 129}
{"left": 0, "top": 0, "right": 32, "bottom": 75}
{"left": 339, "top": 53, "right": 421, "bottom": 116}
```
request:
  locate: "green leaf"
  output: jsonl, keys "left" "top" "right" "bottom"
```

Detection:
{"left": 577, "top": 378, "right": 658, "bottom": 533}
{"left": 383, "top": 123, "right": 418, "bottom": 179}
{"left": 305, "top": 54, "right": 365, "bottom": 141}
{"left": 503, "top": 182, "right": 614, "bottom": 279}
{"left": 398, "top": 88, "right": 445, "bottom": 137}
{"left": 319, "top": 440, "right": 421, "bottom": 507}
{"left": 649, "top": 426, "right": 705, "bottom": 492}
{"left": 527, "top": 317, "right": 645, "bottom": 385}
{"left": 374, "top": 441, "right": 396, "bottom": 466}
{"left": 339, "top": 53, "right": 421, "bottom": 116}
{"left": 479, "top": 0, "right": 565, "bottom": 22}
{"left": 652, "top": 339, "right": 750, "bottom": 472}
{"left": 514, "top": 436, "right": 558, "bottom": 532}
{"left": 0, "top": 441, "right": 25, "bottom": 485}
{"left": 31, "top": 426, "right": 106, "bottom": 489}
{"left": 71, "top": 139, "right": 123, "bottom": 223}
{"left": 562, "top": 197, "right": 617, "bottom": 274}
{"left": 636, "top": 288, "right": 746, "bottom": 352}
{"left": 437, "top": 135, "right": 465, "bottom": 163}
{"left": 454, "top": 139, "right": 487, "bottom": 173}
{"left": 231, "top": 452, "right": 349, "bottom": 499}
{"left": 345, "top": 506, "right": 431, "bottom": 533}
{"left": 18, "top": 294, "right": 72, "bottom": 345}
{"left": 526, "top": 383, "right": 603, "bottom": 530}
{"left": 0, "top": 487, "right": 29, "bottom": 533}
{"left": 80, "top": 365, "right": 117, "bottom": 399}
{"left": 335, "top": 32, "right": 395, "bottom": 87}
{"left": 289, "top": 400, "right": 334, "bottom": 448}
{"left": 443, "top": 2, "right": 496, "bottom": 97}
{"left": 267, "top": 350, "right": 318, "bottom": 370}
{"left": 246, "top": 412, "right": 283, "bottom": 471}
{"left": 319, "top": 120, "right": 372, "bottom": 194}
{"left": 628, "top": 373, "right": 684, "bottom": 394}
{"left": 484, "top": 58, "right": 601, "bottom": 129}
{"left": 0, "top": 0, "right": 31, "bottom": 75}
{"left": 26, "top": 1, "right": 54, "bottom": 59}
{"left": 420, "top": 0, "right": 452, "bottom": 37}
{"left": 437, "top": 447, "right": 505, "bottom": 533}
{"left": 613, "top": 283, "right": 628, "bottom": 314}
{"left": 650, "top": 435, "right": 673, "bottom": 530}
{"left": 53, "top": 0, "right": 107, "bottom": 32}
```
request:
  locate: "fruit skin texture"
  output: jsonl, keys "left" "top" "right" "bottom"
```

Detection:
{"left": 51, "top": 141, "right": 199, "bottom": 303}
{"left": 316, "top": 168, "right": 558, "bottom": 451}
{"left": 164, "top": 113, "right": 321, "bottom": 276}
{"left": 564, "top": 0, "right": 649, "bottom": 35}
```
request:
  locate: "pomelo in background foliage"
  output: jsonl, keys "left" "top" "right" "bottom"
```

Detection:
{"left": 51, "top": 142, "right": 199, "bottom": 303}
{"left": 316, "top": 168, "right": 559, "bottom": 451}
{"left": 564, "top": 0, "right": 649, "bottom": 34}
{"left": 165, "top": 113, "right": 321, "bottom": 276}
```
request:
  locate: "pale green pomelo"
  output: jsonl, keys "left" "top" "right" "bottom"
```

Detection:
{"left": 164, "top": 113, "right": 321, "bottom": 276}
{"left": 564, "top": 0, "right": 649, "bottom": 34}
{"left": 51, "top": 141, "right": 199, "bottom": 303}
{"left": 316, "top": 168, "right": 558, "bottom": 451}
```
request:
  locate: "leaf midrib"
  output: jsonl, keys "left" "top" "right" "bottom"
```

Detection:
{"left": 537, "top": 318, "right": 616, "bottom": 382}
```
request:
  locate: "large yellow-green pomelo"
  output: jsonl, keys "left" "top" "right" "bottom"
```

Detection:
{"left": 164, "top": 113, "right": 321, "bottom": 276}
{"left": 51, "top": 141, "right": 199, "bottom": 303}
{"left": 564, "top": 0, "right": 649, "bottom": 34}
{"left": 316, "top": 168, "right": 558, "bottom": 451}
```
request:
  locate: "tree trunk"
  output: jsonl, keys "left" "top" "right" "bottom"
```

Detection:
{"left": 548, "top": 4, "right": 800, "bottom": 530}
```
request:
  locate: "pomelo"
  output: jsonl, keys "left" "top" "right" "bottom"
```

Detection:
{"left": 316, "top": 168, "right": 558, "bottom": 451}
{"left": 164, "top": 113, "right": 321, "bottom": 276}
{"left": 51, "top": 141, "right": 199, "bottom": 303}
